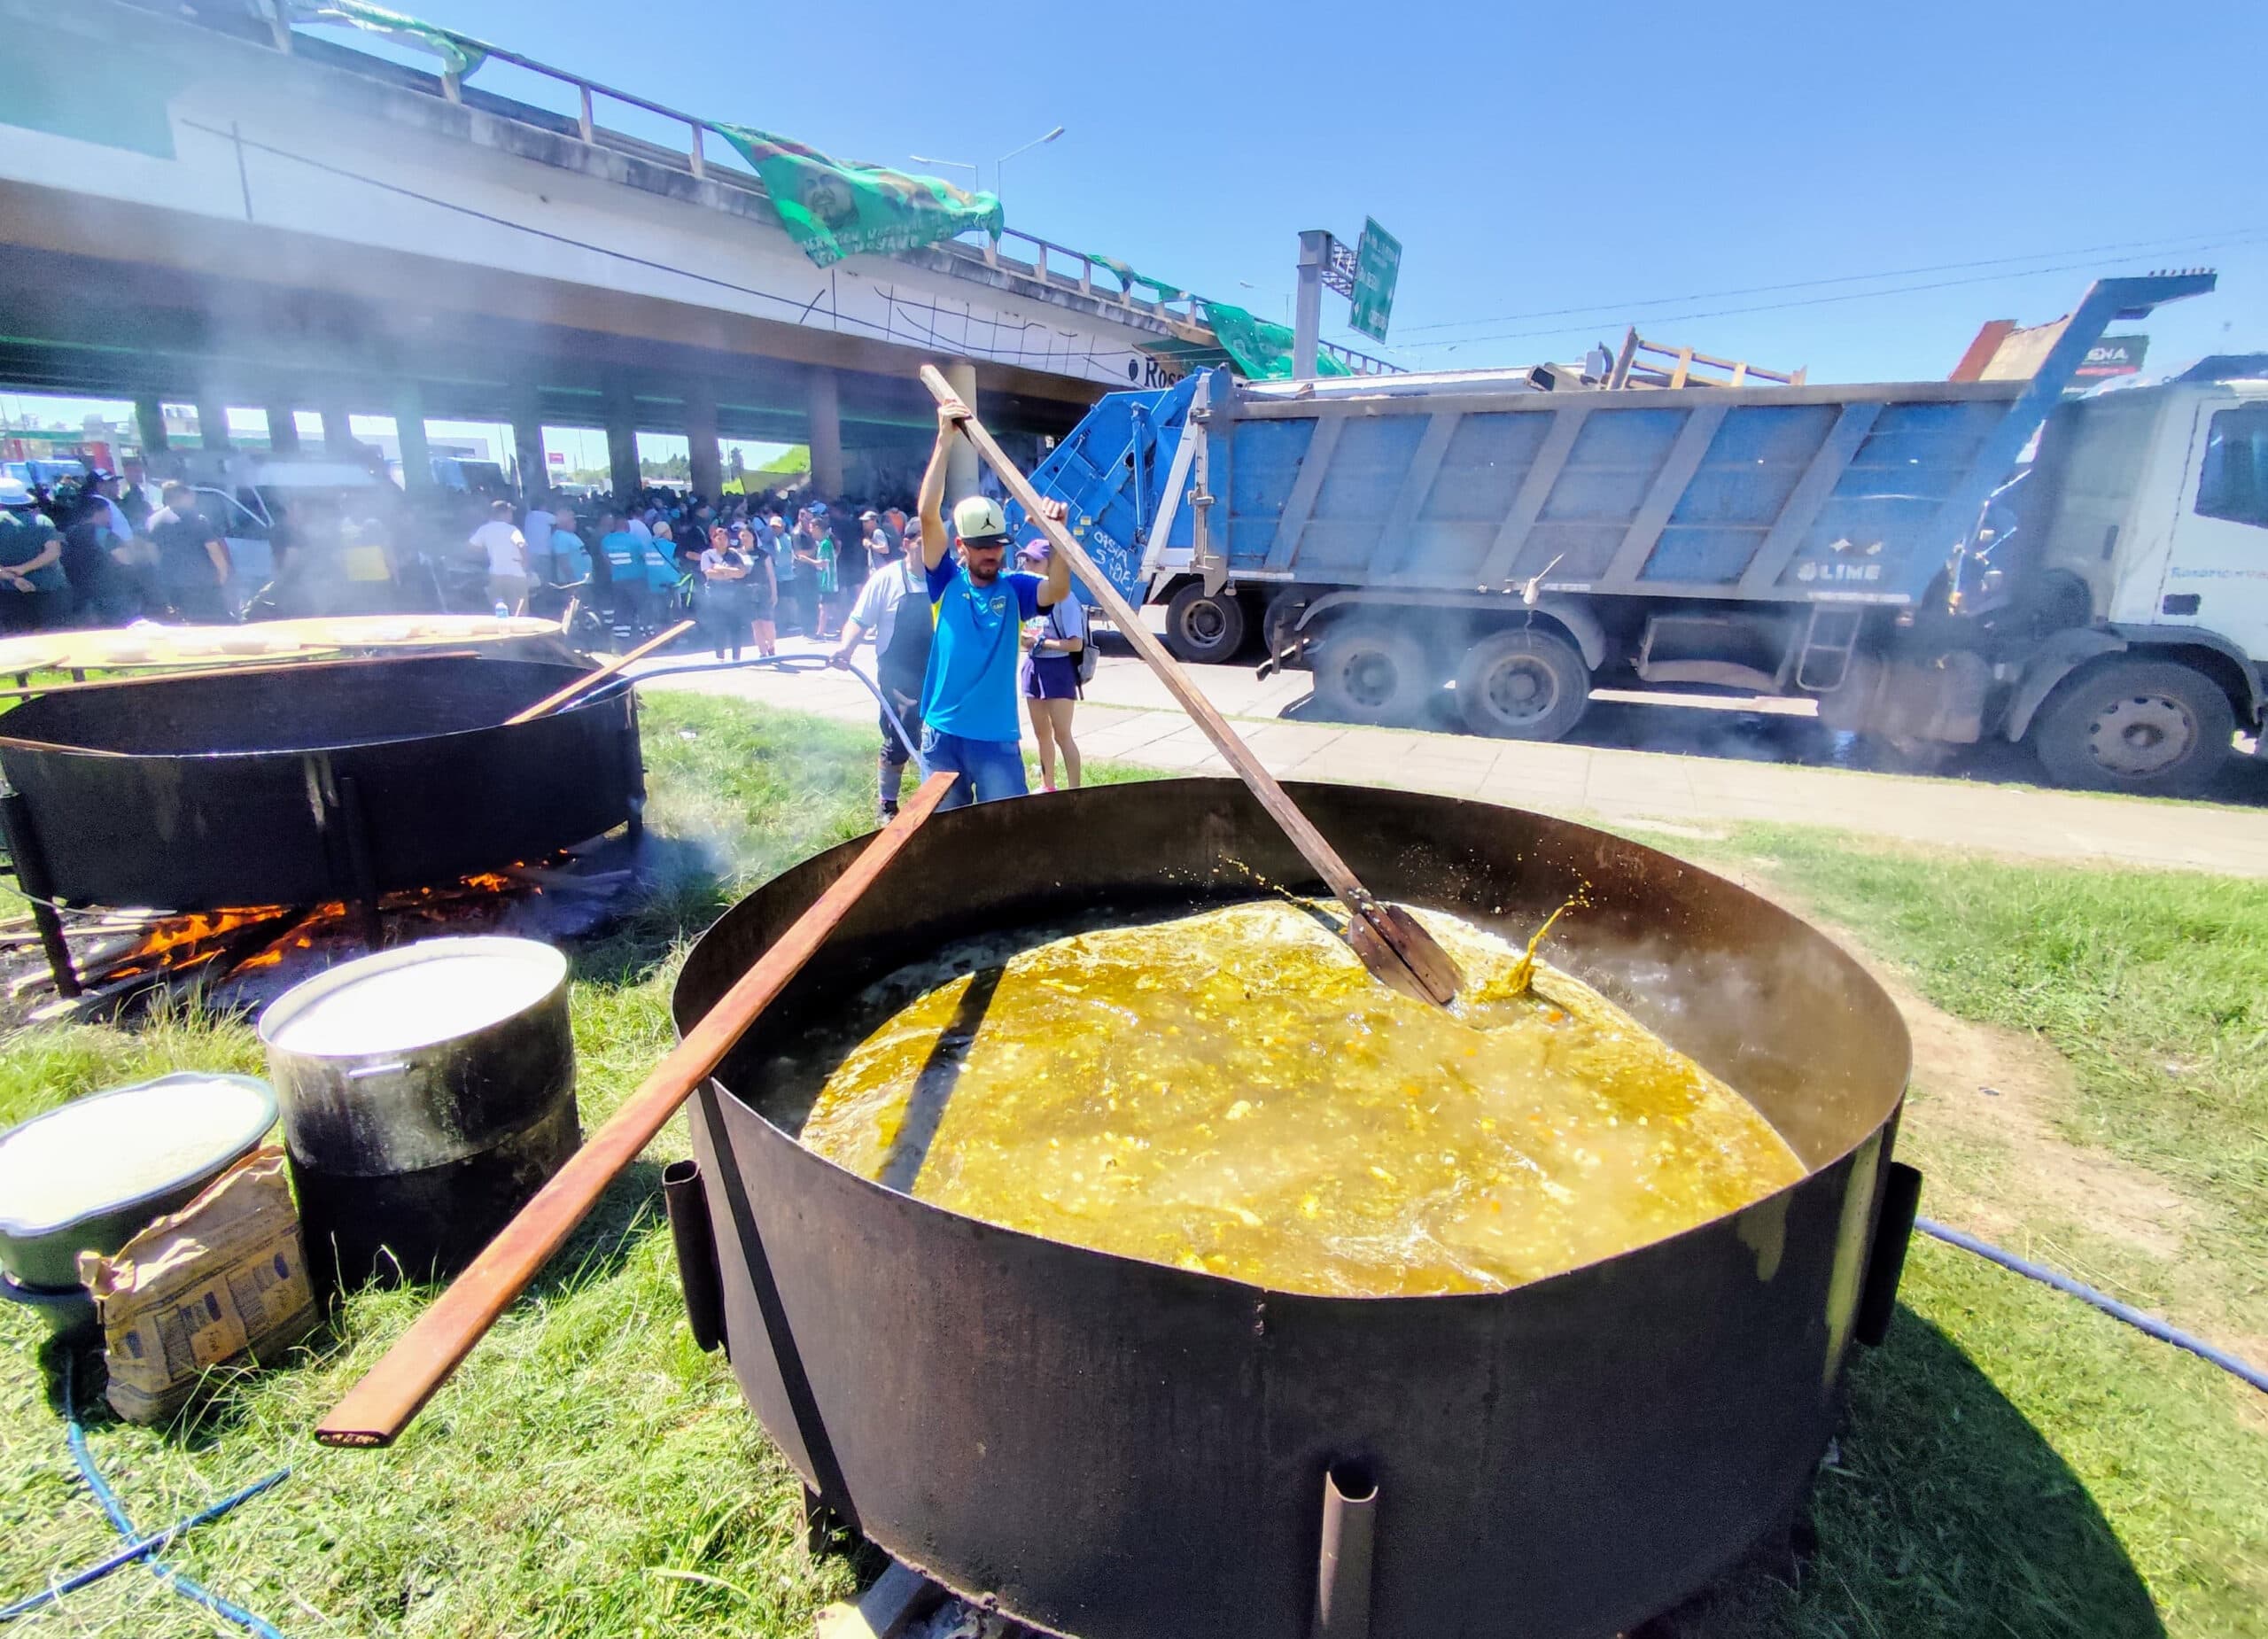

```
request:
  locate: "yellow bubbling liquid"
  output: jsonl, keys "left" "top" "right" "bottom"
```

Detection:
{"left": 793, "top": 901, "right": 1802, "bottom": 1297}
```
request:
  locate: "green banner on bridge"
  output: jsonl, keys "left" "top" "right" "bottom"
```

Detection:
{"left": 1202, "top": 302, "right": 1355, "bottom": 381}
{"left": 717, "top": 126, "right": 1004, "bottom": 268}
{"left": 286, "top": 3, "right": 490, "bottom": 79}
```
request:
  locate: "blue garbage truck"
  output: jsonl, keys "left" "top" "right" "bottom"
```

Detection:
{"left": 1013, "top": 271, "right": 2268, "bottom": 795}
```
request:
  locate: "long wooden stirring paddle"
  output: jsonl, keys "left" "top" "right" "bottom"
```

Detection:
{"left": 917, "top": 366, "right": 1460, "bottom": 1007}
{"left": 315, "top": 769, "right": 959, "bottom": 1449}
{"left": 504, "top": 621, "right": 695, "bottom": 724}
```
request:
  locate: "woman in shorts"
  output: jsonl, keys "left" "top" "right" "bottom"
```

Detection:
{"left": 1016, "top": 540, "right": 1087, "bottom": 791}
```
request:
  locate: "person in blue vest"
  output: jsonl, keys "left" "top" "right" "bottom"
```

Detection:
{"left": 914, "top": 392, "right": 1071, "bottom": 808}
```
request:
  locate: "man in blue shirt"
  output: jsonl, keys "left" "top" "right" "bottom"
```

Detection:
{"left": 917, "top": 392, "right": 1071, "bottom": 807}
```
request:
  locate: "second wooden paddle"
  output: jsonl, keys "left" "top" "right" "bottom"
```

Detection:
{"left": 505, "top": 620, "right": 695, "bottom": 725}
{"left": 917, "top": 366, "right": 1460, "bottom": 1007}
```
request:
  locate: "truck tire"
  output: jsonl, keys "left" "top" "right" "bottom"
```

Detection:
{"left": 1262, "top": 591, "right": 1310, "bottom": 662}
{"left": 1312, "top": 621, "right": 1433, "bottom": 726}
{"left": 1162, "top": 583, "right": 1247, "bottom": 664}
{"left": 1455, "top": 628, "right": 1591, "bottom": 742}
{"left": 2031, "top": 658, "right": 2234, "bottom": 796}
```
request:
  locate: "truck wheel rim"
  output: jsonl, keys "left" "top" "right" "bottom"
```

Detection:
{"left": 2085, "top": 694, "right": 2194, "bottom": 778}
{"left": 1343, "top": 651, "right": 1400, "bottom": 710}
{"left": 1483, "top": 656, "right": 1558, "bottom": 723}
{"left": 1182, "top": 602, "right": 1228, "bottom": 646}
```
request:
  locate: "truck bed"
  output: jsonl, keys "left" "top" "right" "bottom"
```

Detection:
{"left": 1211, "top": 378, "right": 2025, "bottom": 606}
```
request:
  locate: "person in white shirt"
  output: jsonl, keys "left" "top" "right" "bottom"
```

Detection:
{"left": 828, "top": 522, "right": 932, "bottom": 820}
{"left": 468, "top": 499, "right": 528, "bottom": 612}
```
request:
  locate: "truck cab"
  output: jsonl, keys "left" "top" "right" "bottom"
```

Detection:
{"left": 1995, "top": 369, "right": 2268, "bottom": 791}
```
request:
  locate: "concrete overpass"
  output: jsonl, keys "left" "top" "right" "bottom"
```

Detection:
{"left": 0, "top": 0, "right": 1223, "bottom": 496}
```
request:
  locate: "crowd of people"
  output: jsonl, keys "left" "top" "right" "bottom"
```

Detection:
{"left": 462, "top": 484, "right": 920, "bottom": 654}
{"left": 0, "top": 456, "right": 241, "bottom": 633}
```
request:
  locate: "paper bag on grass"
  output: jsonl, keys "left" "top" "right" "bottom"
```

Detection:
{"left": 79, "top": 1145, "right": 317, "bottom": 1425}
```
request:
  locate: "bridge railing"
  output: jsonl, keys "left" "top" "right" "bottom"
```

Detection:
{"left": 175, "top": 2, "right": 1404, "bottom": 376}
{"left": 225, "top": 7, "right": 1212, "bottom": 335}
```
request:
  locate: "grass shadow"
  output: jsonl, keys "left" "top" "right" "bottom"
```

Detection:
{"left": 1661, "top": 1302, "right": 2166, "bottom": 1639}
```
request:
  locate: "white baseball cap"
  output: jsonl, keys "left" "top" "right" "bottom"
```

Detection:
{"left": 952, "top": 495, "right": 1008, "bottom": 545}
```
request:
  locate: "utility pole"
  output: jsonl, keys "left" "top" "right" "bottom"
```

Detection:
{"left": 1293, "top": 229, "right": 1331, "bottom": 380}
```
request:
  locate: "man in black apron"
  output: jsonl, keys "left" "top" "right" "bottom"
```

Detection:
{"left": 830, "top": 521, "right": 933, "bottom": 820}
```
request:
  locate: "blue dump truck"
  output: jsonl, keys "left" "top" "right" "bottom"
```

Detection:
{"left": 1014, "top": 271, "right": 2268, "bottom": 795}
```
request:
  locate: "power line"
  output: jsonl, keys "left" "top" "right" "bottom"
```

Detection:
{"left": 1398, "top": 239, "right": 2265, "bottom": 353}
{"left": 1396, "top": 226, "right": 2264, "bottom": 338}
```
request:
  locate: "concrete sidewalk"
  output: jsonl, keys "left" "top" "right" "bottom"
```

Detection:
{"left": 633, "top": 637, "right": 2268, "bottom": 877}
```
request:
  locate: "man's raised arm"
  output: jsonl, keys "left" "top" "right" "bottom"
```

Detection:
{"left": 918, "top": 398, "right": 967, "bottom": 572}
{"left": 1034, "top": 499, "right": 1072, "bottom": 608}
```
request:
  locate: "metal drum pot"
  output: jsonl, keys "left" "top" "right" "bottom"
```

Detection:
{"left": 259, "top": 936, "right": 579, "bottom": 1290}
{"left": 668, "top": 779, "right": 1915, "bottom": 1639}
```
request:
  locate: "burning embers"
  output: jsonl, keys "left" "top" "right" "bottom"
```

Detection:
{"left": 1, "top": 847, "right": 638, "bottom": 1019}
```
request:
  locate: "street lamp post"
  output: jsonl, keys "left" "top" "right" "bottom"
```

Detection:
{"left": 994, "top": 124, "right": 1064, "bottom": 204}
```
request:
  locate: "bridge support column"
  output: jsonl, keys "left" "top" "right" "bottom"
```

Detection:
{"left": 134, "top": 396, "right": 167, "bottom": 455}
{"left": 319, "top": 399, "right": 354, "bottom": 458}
{"left": 943, "top": 360, "right": 979, "bottom": 506}
{"left": 805, "top": 367, "right": 843, "bottom": 497}
{"left": 194, "top": 395, "right": 233, "bottom": 454}
{"left": 509, "top": 388, "right": 547, "bottom": 501}
{"left": 605, "top": 383, "right": 641, "bottom": 502}
{"left": 393, "top": 383, "right": 433, "bottom": 495}
{"left": 265, "top": 403, "right": 300, "bottom": 456}
{"left": 684, "top": 384, "right": 722, "bottom": 500}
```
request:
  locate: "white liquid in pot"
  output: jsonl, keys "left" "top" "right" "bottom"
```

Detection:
{"left": 0, "top": 1077, "right": 271, "bottom": 1231}
{"left": 268, "top": 952, "right": 559, "bottom": 1056}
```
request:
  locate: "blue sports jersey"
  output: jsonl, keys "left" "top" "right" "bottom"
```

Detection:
{"left": 921, "top": 560, "right": 1041, "bottom": 742}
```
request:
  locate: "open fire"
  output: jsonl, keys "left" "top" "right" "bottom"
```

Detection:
{"left": 1, "top": 842, "right": 641, "bottom": 1019}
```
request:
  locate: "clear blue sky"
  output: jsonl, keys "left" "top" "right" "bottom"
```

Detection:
{"left": 388, "top": 0, "right": 2266, "bottom": 383}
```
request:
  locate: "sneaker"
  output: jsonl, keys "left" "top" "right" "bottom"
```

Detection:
{"left": 877, "top": 801, "right": 900, "bottom": 823}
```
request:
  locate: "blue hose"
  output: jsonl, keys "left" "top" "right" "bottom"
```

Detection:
{"left": 1918, "top": 1217, "right": 2268, "bottom": 1394}
{"left": 50, "top": 1355, "right": 293, "bottom": 1637}
{"left": 1, "top": 1468, "right": 290, "bottom": 1621}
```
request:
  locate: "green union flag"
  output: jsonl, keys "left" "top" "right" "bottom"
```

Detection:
{"left": 717, "top": 126, "right": 1004, "bottom": 268}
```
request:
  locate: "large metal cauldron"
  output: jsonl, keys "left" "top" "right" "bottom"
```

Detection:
{"left": 0, "top": 656, "right": 642, "bottom": 910}
{"left": 670, "top": 780, "right": 1913, "bottom": 1639}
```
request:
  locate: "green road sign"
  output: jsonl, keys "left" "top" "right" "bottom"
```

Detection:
{"left": 1348, "top": 218, "right": 1402, "bottom": 342}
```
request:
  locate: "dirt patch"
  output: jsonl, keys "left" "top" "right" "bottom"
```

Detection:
{"left": 1861, "top": 962, "right": 2195, "bottom": 1257}
{"left": 1719, "top": 863, "right": 2196, "bottom": 1260}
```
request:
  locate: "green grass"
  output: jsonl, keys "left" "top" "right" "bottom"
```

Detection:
{"left": 1685, "top": 1240, "right": 2267, "bottom": 1639}
{"left": 1627, "top": 822, "right": 2268, "bottom": 1637}
{"left": 1714, "top": 827, "right": 2268, "bottom": 1273}
{"left": 2, "top": 705, "right": 2263, "bottom": 1635}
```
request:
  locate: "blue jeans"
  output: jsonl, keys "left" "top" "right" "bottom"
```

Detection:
{"left": 920, "top": 726, "right": 1027, "bottom": 810}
